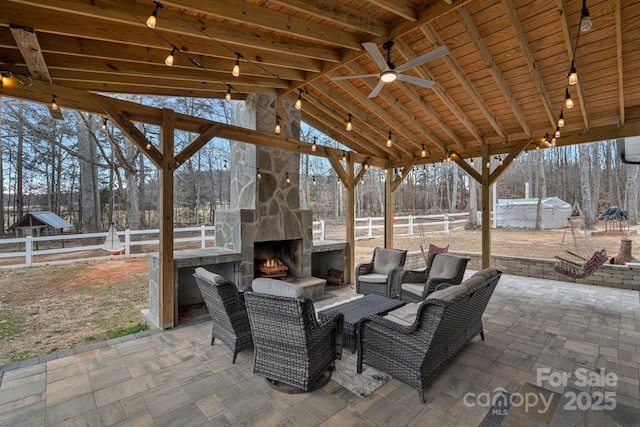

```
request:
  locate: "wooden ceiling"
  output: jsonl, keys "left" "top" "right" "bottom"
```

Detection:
{"left": 1, "top": 0, "right": 639, "bottom": 168}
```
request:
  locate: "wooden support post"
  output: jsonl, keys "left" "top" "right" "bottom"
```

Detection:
{"left": 385, "top": 162, "right": 394, "bottom": 248}
{"left": 345, "top": 153, "right": 355, "bottom": 285}
{"left": 158, "top": 109, "right": 175, "bottom": 329}
{"left": 481, "top": 145, "right": 491, "bottom": 269}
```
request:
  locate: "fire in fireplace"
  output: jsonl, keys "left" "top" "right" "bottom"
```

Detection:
{"left": 254, "top": 239, "right": 303, "bottom": 280}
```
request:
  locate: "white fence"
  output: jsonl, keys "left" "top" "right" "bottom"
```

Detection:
{"left": 1, "top": 214, "right": 475, "bottom": 267}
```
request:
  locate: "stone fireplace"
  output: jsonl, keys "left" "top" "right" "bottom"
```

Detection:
{"left": 254, "top": 239, "right": 303, "bottom": 279}
{"left": 214, "top": 93, "right": 313, "bottom": 289}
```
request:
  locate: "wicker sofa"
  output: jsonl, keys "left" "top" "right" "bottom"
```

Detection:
{"left": 357, "top": 268, "right": 502, "bottom": 403}
{"left": 399, "top": 253, "right": 470, "bottom": 302}
{"left": 244, "top": 278, "right": 344, "bottom": 392}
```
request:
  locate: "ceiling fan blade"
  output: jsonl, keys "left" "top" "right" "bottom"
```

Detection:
{"left": 367, "top": 80, "right": 386, "bottom": 99}
{"left": 397, "top": 74, "right": 436, "bottom": 89}
{"left": 329, "top": 74, "right": 379, "bottom": 81}
{"left": 362, "top": 42, "right": 389, "bottom": 72}
{"left": 394, "top": 45, "right": 450, "bottom": 72}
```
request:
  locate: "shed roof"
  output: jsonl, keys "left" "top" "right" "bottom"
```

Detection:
{"left": 8, "top": 211, "right": 74, "bottom": 231}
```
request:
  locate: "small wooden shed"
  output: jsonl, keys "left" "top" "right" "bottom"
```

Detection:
{"left": 7, "top": 211, "right": 73, "bottom": 237}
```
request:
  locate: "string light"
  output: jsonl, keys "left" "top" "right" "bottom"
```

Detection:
{"left": 223, "top": 161, "right": 228, "bottom": 171}
{"left": 551, "top": 137, "right": 557, "bottom": 146}
{"left": 386, "top": 131, "right": 392, "bottom": 147}
{"left": 225, "top": 85, "right": 232, "bottom": 101}
{"left": 295, "top": 89, "right": 303, "bottom": 110}
{"left": 51, "top": 95, "right": 58, "bottom": 110}
{"left": 101, "top": 118, "right": 107, "bottom": 131}
{"left": 312, "top": 176, "right": 316, "bottom": 185}
{"left": 421, "top": 145, "right": 426, "bottom": 158}
{"left": 565, "top": 88, "right": 574, "bottom": 109}
{"left": 232, "top": 53, "right": 241, "bottom": 77}
{"left": 274, "top": 116, "right": 281, "bottom": 134}
{"left": 432, "top": 164, "right": 436, "bottom": 170}
{"left": 398, "top": 169, "right": 403, "bottom": 178}
{"left": 446, "top": 152, "right": 451, "bottom": 162}
{"left": 342, "top": 151, "right": 346, "bottom": 162}
{"left": 544, "top": 133, "right": 550, "bottom": 145}
{"left": 498, "top": 156, "right": 503, "bottom": 166}
{"left": 554, "top": 127, "right": 561, "bottom": 138}
{"left": 568, "top": 60, "right": 578, "bottom": 85}
{"left": 558, "top": 110, "right": 565, "bottom": 128}
{"left": 364, "top": 159, "right": 369, "bottom": 170}
{"left": 580, "top": 0, "right": 592, "bottom": 32}
{"left": 525, "top": 150, "right": 528, "bottom": 156}
{"left": 146, "top": 142, "right": 152, "bottom": 150}
{"left": 311, "top": 136, "right": 317, "bottom": 152}
{"left": 286, "top": 172, "right": 291, "bottom": 184}
{"left": 346, "top": 114, "right": 352, "bottom": 131}
{"left": 165, "top": 46, "right": 177, "bottom": 66}
{"left": 470, "top": 158, "right": 474, "bottom": 167}
{"left": 486, "top": 160, "right": 491, "bottom": 168}
{"left": 257, "top": 169, "right": 261, "bottom": 179}
{"left": 146, "top": 2, "right": 162, "bottom": 28}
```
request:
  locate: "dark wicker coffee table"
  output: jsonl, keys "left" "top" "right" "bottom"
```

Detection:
{"left": 318, "top": 294, "right": 405, "bottom": 352}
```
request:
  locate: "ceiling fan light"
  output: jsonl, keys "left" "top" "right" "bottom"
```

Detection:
{"left": 380, "top": 71, "right": 397, "bottom": 83}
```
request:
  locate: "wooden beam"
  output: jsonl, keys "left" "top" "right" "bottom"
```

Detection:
{"left": 390, "top": 0, "right": 473, "bottom": 39}
{"left": 268, "top": 0, "right": 388, "bottom": 37}
{"left": 481, "top": 144, "right": 491, "bottom": 269}
{"left": 616, "top": 0, "right": 625, "bottom": 126}
{"left": 159, "top": 108, "right": 175, "bottom": 329}
{"left": 91, "top": 94, "right": 163, "bottom": 169}
{"left": 488, "top": 139, "right": 531, "bottom": 185}
{"left": 9, "top": 26, "right": 63, "bottom": 119}
{"left": 501, "top": 0, "right": 556, "bottom": 129}
{"left": 394, "top": 38, "right": 483, "bottom": 145}
{"left": 162, "top": 0, "right": 363, "bottom": 50}
{"left": 556, "top": 0, "right": 590, "bottom": 130}
{"left": 390, "top": 159, "right": 416, "bottom": 193}
{"left": 452, "top": 153, "right": 482, "bottom": 184}
{"left": 346, "top": 153, "right": 355, "bottom": 284}
{"left": 326, "top": 149, "right": 349, "bottom": 186}
{"left": 458, "top": 6, "right": 533, "bottom": 139}
{"left": 421, "top": 24, "right": 507, "bottom": 141}
{"left": 367, "top": 0, "right": 417, "bottom": 22}
{"left": 174, "top": 123, "right": 222, "bottom": 166}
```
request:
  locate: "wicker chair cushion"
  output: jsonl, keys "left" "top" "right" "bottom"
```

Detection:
{"left": 358, "top": 273, "right": 391, "bottom": 283}
{"left": 471, "top": 268, "right": 500, "bottom": 281}
{"left": 383, "top": 302, "right": 420, "bottom": 326}
{"left": 251, "top": 277, "right": 305, "bottom": 298}
{"left": 428, "top": 254, "right": 464, "bottom": 279}
{"left": 460, "top": 276, "right": 485, "bottom": 291}
{"left": 373, "top": 249, "right": 405, "bottom": 275}
{"left": 195, "top": 267, "right": 225, "bottom": 283}
{"left": 400, "top": 282, "right": 425, "bottom": 297}
{"left": 426, "top": 284, "right": 467, "bottom": 302}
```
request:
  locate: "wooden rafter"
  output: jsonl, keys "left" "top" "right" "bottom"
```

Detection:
{"left": 394, "top": 38, "right": 480, "bottom": 145}
{"left": 367, "top": 0, "right": 417, "bottom": 22}
{"left": 556, "top": 0, "right": 590, "bottom": 130}
{"left": 174, "top": 123, "right": 223, "bottom": 166}
{"left": 458, "top": 6, "right": 533, "bottom": 139}
{"left": 615, "top": 0, "right": 625, "bottom": 126}
{"left": 501, "top": 0, "right": 556, "bottom": 129}
{"left": 488, "top": 139, "right": 531, "bottom": 185}
{"left": 390, "top": 158, "right": 416, "bottom": 192}
{"left": 420, "top": 23, "right": 507, "bottom": 141}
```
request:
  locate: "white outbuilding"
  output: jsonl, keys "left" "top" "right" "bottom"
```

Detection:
{"left": 495, "top": 197, "right": 572, "bottom": 229}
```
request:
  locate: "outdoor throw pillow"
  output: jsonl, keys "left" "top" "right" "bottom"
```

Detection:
{"left": 426, "top": 243, "right": 449, "bottom": 265}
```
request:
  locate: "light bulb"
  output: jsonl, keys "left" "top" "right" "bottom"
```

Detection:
{"left": 342, "top": 151, "right": 346, "bottom": 162}
{"left": 580, "top": 15, "right": 592, "bottom": 32}
{"left": 470, "top": 158, "right": 474, "bottom": 166}
{"left": 51, "top": 96, "right": 58, "bottom": 110}
{"left": 165, "top": 47, "right": 176, "bottom": 66}
{"left": 555, "top": 127, "right": 561, "bottom": 138}
{"left": 295, "top": 91, "right": 302, "bottom": 110}
{"left": 311, "top": 137, "right": 317, "bottom": 152}
{"left": 223, "top": 162, "right": 227, "bottom": 171}
{"left": 232, "top": 54, "right": 241, "bottom": 77}
{"left": 146, "top": 3, "right": 160, "bottom": 29}
{"left": 286, "top": 173, "right": 290, "bottom": 184}
{"left": 565, "top": 88, "right": 574, "bottom": 109}
{"left": 486, "top": 161, "right": 491, "bottom": 168}
{"left": 421, "top": 145, "right": 426, "bottom": 158}
{"left": 551, "top": 137, "right": 557, "bottom": 146}
{"left": 386, "top": 131, "right": 392, "bottom": 147}
{"left": 568, "top": 61, "right": 578, "bottom": 85}
{"left": 346, "top": 114, "right": 352, "bottom": 131}
{"left": 558, "top": 111, "right": 565, "bottom": 128}
{"left": 499, "top": 158, "right": 503, "bottom": 166}
{"left": 398, "top": 170, "right": 402, "bottom": 178}
{"left": 257, "top": 169, "right": 261, "bottom": 179}
{"left": 225, "top": 86, "right": 231, "bottom": 101}
{"left": 364, "top": 161, "right": 369, "bottom": 171}
{"left": 313, "top": 176, "right": 316, "bottom": 186}
{"left": 146, "top": 143, "right": 152, "bottom": 150}
{"left": 275, "top": 121, "right": 281, "bottom": 134}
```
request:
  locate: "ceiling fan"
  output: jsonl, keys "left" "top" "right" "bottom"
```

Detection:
{"left": 330, "top": 40, "right": 450, "bottom": 99}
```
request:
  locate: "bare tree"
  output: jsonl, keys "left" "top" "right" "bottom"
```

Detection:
{"left": 578, "top": 144, "right": 595, "bottom": 228}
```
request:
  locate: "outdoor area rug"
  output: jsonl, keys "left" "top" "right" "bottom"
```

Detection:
{"left": 332, "top": 352, "right": 391, "bottom": 397}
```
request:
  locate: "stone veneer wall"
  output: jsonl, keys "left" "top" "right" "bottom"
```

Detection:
{"left": 404, "top": 251, "right": 640, "bottom": 290}
{"left": 214, "top": 94, "right": 312, "bottom": 288}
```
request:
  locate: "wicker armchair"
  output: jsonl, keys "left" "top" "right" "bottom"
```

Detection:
{"left": 356, "top": 247, "right": 408, "bottom": 298}
{"left": 244, "top": 278, "right": 344, "bottom": 392}
{"left": 194, "top": 268, "right": 253, "bottom": 364}
{"left": 358, "top": 268, "right": 502, "bottom": 403}
{"left": 399, "top": 253, "right": 469, "bottom": 303}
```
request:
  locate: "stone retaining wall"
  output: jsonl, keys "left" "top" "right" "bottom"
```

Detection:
{"left": 404, "top": 251, "right": 640, "bottom": 290}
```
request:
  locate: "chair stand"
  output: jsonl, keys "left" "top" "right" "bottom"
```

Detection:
{"left": 265, "top": 366, "right": 333, "bottom": 394}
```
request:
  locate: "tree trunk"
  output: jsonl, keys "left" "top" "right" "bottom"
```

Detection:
{"left": 449, "top": 165, "right": 458, "bottom": 213}
{"left": 578, "top": 144, "right": 595, "bottom": 229}
{"left": 76, "top": 112, "right": 101, "bottom": 233}
{"left": 535, "top": 151, "right": 546, "bottom": 230}
{"left": 16, "top": 101, "right": 24, "bottom": 219}
{"left": 626, "top": 163, "right": 639, "bottom": 225}
{"left": 591, "top": 143, "right": 602, "bottom": 216}
{"left": 0, "top": 96, "right": 4, "bottom": 235}
{"left": 466, "top": 159, "right": 478, "bottom": 229}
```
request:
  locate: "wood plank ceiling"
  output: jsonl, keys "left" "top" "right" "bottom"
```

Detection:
{"left": 1, "top": 0, "right": 639, "bottom": 169}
